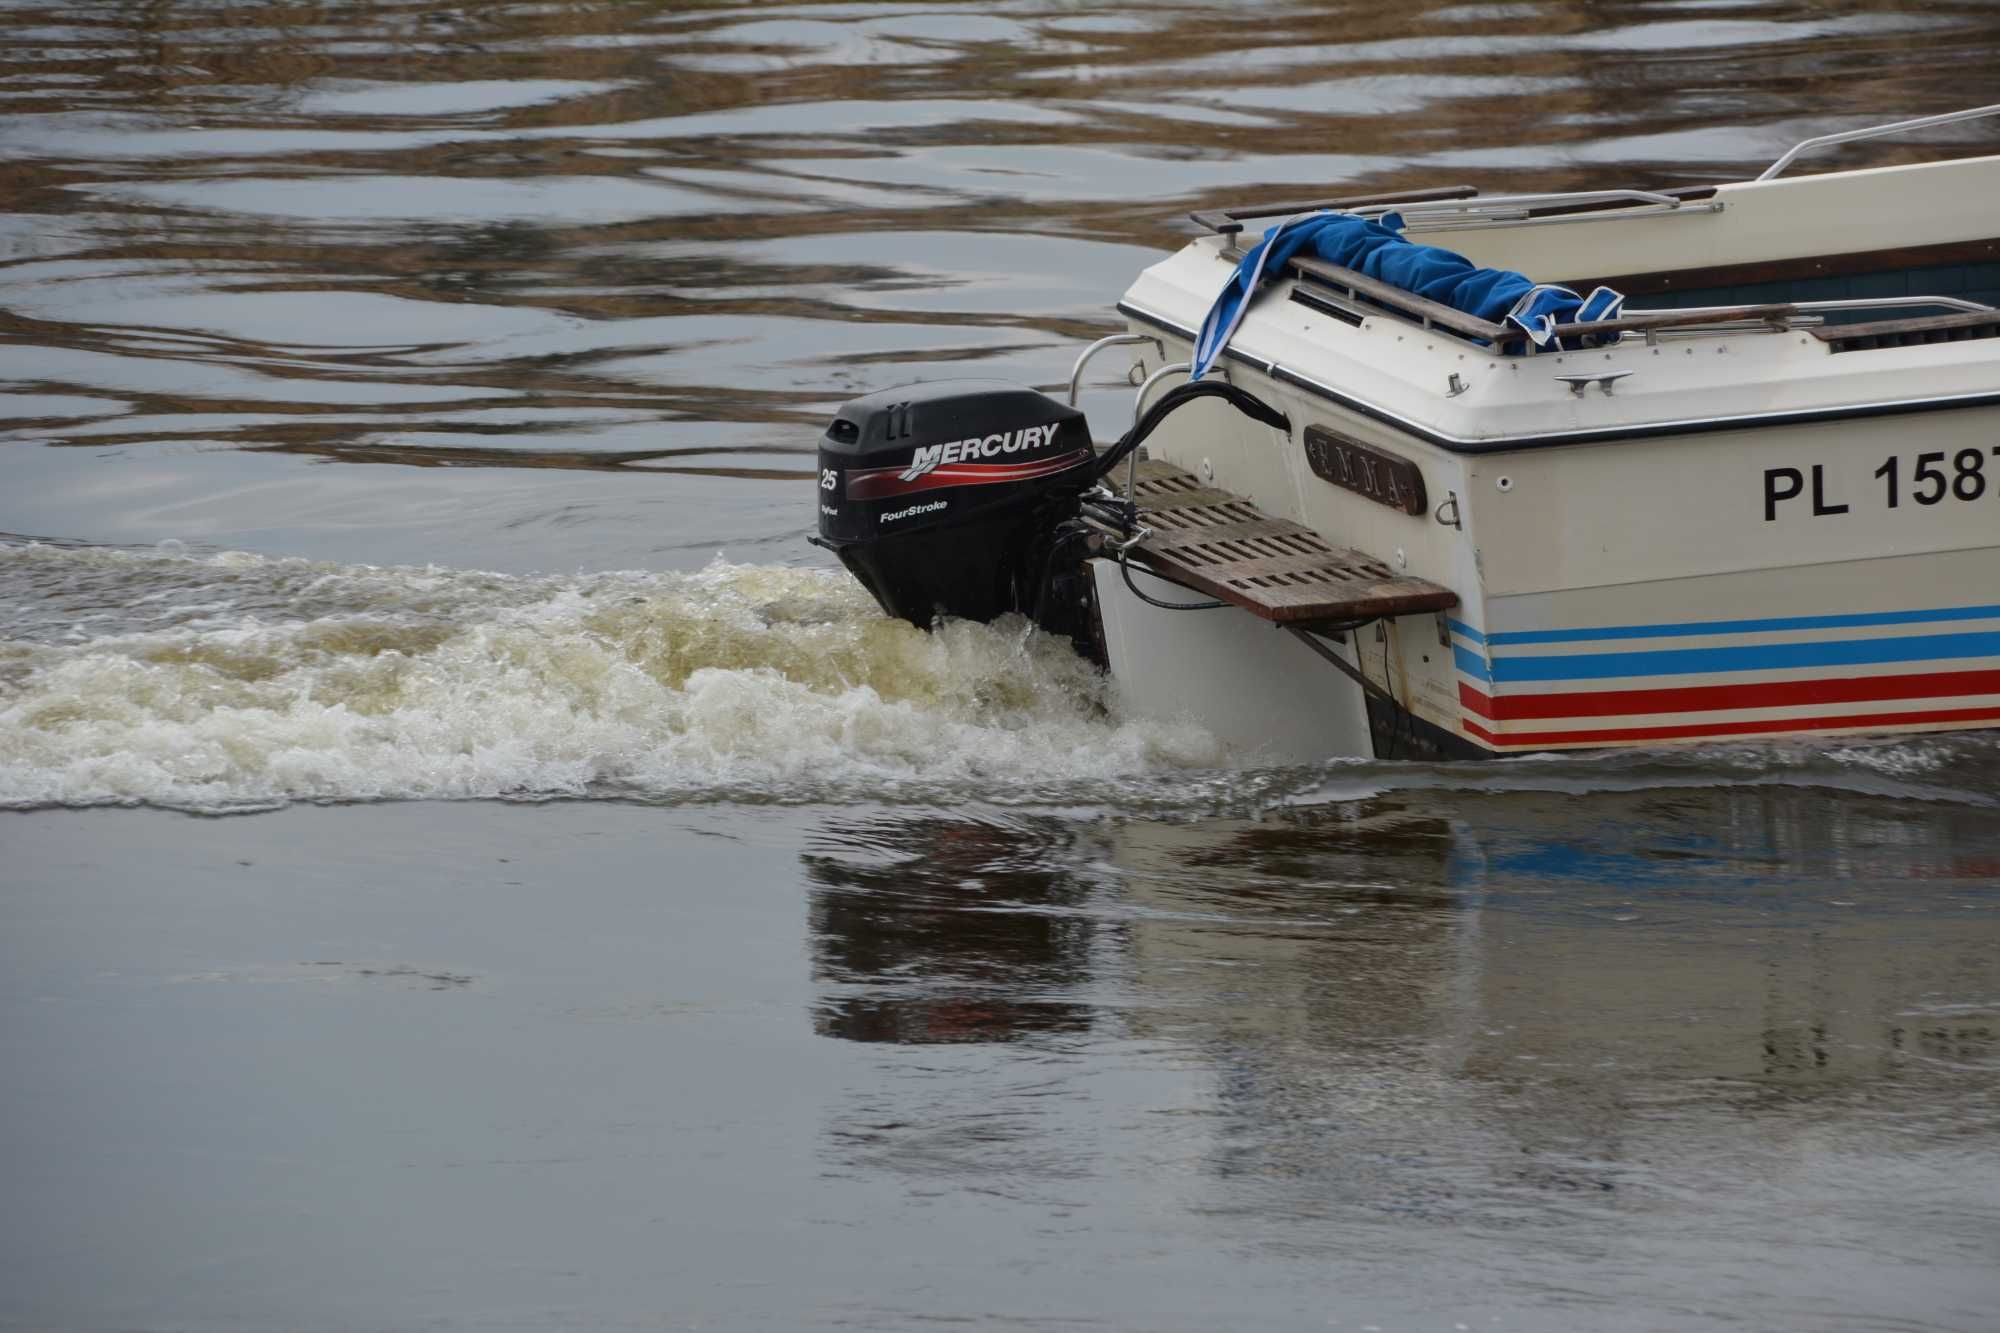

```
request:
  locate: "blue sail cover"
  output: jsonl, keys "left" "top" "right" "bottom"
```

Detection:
{"left": 1190, "top": 211, "right": 1623, "bottom": 379}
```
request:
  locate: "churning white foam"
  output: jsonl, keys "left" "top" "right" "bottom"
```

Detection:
{"left": 0, "top": 543, "right": 1225, "bottom": 812}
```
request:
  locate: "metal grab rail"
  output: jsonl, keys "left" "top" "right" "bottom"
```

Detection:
{"left": 1190, "top": 185, "right": 1478, "bottom": 237}
{"left": 1126, "top": 361, "right": 1194, "bottom": 500}
{"left": 1291, "top": 256, "right": 1507, "bottom": 341}
{"left": 1627, "top": 295, "right": 1995, "bottom": 319}
{"left": 1355, "top": 188, "right": 1688, "bottom": 215}
{"left": 1294, "top": 254, "right": 1995, "bottom": 345}
{"left": 1212, "top": 189, "right": 1726, "bottom": 248}
{"left": 1067, "top": 333, "right": 1160, "bottom": 406}
{"left": 1757, "top": 104, "right": 2000, "bottom": 181}
{"left": 1348, "top": 188, "right": 1723, "bottom": 234}
{"left": 1550, "top": 294, "right": 1998, "bottom": 342}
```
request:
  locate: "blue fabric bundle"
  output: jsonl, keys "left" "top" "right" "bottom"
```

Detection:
{"left": 1190, "top": 211, "right": 1624, "bottom": 379}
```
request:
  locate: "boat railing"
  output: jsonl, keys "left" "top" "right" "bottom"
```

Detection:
{"left": 1625, "top": 297, "right": 1994, "bottom": 319}
{"left": 1288, "top": 257, "right": 1998, "bottom": 349}
{"left": 1189, "top": 187, "right": 1480, "bottom": 237}
{"left": 1290, "top": 256, "right": 1508, "bottom": 341}
{"left": 1756, "top": 103, "right": 2000, "bottom": 181}
{"left": 1580, "top": 303, "right": 2000, "bottom": 353}
{"left": 1195, "top": 105, "right": 2000, "bottom": 241}
{"left": 1553, "top": 296, "right": 1998, "bottom": 345}
{"left": 1198, "top": 186, "right": 1723, "bottom": 240}
{"left": 1805, "top": 306, "right": 2000, "bottom": 354}
{"left": 1344, "top": 189, "right": 1724, "bottom": 233}
{"left": 1067, "top": 333, "right": 1161, "bottom": 406}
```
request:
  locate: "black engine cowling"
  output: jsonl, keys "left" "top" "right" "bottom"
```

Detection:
{"left": 816, "top": 380, "right": 1100, "bottom": 651}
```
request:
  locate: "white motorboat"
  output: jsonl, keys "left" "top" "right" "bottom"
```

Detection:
{"left": 815, "top": 106, "right": 2000, "bottom": 761}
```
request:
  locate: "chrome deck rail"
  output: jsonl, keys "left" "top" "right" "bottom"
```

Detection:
{"left": 1126, "top": 361, "right": 1194, "bottom": 499}
{"left": 1348, "top": 188, "right": 1723, "bottom": 233}
{"left": 1290, "top": 257, "right": 1509, "bottom": 341}
{"left": 1629, "top": 295, "right": 1995, "bottom": 319}
{"left": 1189, "top": 186, "right": 1478, "bottom": 237}
{"left": 1067, "top": 333, "right": 1160, "bottom": 407}
{"left": 1552, "top": 295, "right": 1998, "bottom": 342}
{"left": 1757, "top": 104, "right": 2000, "bottom": 181}
{"left": 1290, "top": 257, "right": 1996, "bottom": 346}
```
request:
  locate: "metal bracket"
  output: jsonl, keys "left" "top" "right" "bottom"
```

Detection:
{"left": 1554, "top": 370, "right": 1634, "bottom": 397}
{"left": 1107, "top": 522, "right": 1153, "bottom": 554}
{"left": 1284, "top": 626, "right": 1397, "bottom": 706}
{"left": 1434, "top": 491, "right": 1462, "bottom": 529}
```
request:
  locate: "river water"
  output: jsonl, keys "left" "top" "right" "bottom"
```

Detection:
{"left": 4, "top": 2, "right": 1999, "bottom": 1329}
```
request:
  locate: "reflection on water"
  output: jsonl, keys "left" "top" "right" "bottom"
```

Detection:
{"left": 807, "top": 813, "right": 1098, "bottom": 1043}
{"left": 808, "top": 785, "right": 2000, "bottom": 1308}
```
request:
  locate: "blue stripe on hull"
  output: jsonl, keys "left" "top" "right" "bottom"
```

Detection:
{"left": 1453, "top": 644, "right": 1492, "bottom": 683}
{"left": 1488, "top": 630, "right": 2000, "bottom": 683}
{"left": 1486, "top": 603, "right": 2000, "bottom": 646}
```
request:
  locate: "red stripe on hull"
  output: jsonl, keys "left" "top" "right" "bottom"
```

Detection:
{"left": 1462, "top": 703, "right": 2000, "bottom": 750}
{"left": 1458, "top": 669, "right": 2000, "bottom": 722}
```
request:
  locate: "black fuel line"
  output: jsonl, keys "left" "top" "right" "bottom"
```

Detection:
{"left": 1083, "top": 379, "right": 1291, "bottom": 489}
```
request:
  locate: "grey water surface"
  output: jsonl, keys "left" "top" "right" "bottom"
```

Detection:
{"left": 3, "top": 2, "right": 2000, "bottom": 1329}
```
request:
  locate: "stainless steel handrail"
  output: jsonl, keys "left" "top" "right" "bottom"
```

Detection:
{"left": 1348, "top": 188, "right": 1723, "bottom": 233}
{"left": 1401, "top": 203, "right": 1724, "bottom": 234}
{"left": 1355, "top": 188, "right": 1688, "bottom": 214}
{"left": 1067, "top": 333, "right": 1160, "bottom": 407}
{"left": 1757, "top": 103, "right": 2000, "bottom": 181}
{"left": 1127, "top": 361, "right": 1193, "bottom": 500}
{"left": 1623, "top": 295, "right": 1995, "bottom": 320}
{"left": 1554, "top": 294, "right": 1999, "bottom": 344}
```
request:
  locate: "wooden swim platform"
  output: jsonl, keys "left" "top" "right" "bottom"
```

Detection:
{"left": 1115, "top": 460, "right": 1459, "bottom": 625}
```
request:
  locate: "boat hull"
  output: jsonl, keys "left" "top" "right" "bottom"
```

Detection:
{"left": 1094, "top": 152, "right": 2000, "bottom": 759}
{"left": 1097, "top": 345, "right": 2000, "bottom": 759}
{"left": 1458, "top": 407, "right": 2000, "bottom": 753}
{"left": 1092, "top": 562, "right": 1375, "bottom": 764}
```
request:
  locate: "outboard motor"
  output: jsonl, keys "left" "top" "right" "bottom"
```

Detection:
{"left": 814, "top": 372, "right": 1290, "bottom": 663}
{"left": 815, "top": 380, "right": 1102, "bottom": 654}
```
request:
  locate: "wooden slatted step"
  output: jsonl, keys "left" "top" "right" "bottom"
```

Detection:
{"left": 1115, "top": 460, "right": 1459, "bottom": 624}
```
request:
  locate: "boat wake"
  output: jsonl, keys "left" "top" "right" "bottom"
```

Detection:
{"left": 4, "top": 540, "right": 1995, "bottom": 815}
{"left": 0, "top": 541, "right": 1223, "bottom": 813}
